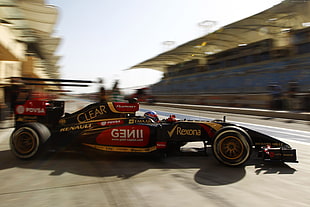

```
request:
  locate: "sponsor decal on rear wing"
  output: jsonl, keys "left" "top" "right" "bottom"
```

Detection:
{"left": 15, "top": 100, "right": 47, "bottom": 116}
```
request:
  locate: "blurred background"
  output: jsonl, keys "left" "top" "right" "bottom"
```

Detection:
{"left": 0, "top": 0, "right": 309, "bottom": 125}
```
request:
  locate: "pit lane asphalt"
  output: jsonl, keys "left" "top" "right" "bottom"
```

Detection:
{"left": 0, "top": 101, "right": 309, "bottom": 207}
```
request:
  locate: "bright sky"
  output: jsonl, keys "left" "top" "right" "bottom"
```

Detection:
{"left": 47, "top": 0, "right": 283, "bottom": 94}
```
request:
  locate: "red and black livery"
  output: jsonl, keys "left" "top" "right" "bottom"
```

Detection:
{"left": 10, "top": 99, "right": 297, "bottom": 167}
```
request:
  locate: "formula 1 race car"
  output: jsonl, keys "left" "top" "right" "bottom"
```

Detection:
{"left": 10, "top": 99, "right": 298, "bottom": 166}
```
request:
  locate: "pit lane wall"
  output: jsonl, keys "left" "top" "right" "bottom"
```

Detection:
{"left": 153, "top": 94, "right": 271, "bottom": 108}
{"left": 152, "top": 102, "right": 310, "bottom": 121}
{"left": 153, "top": 93, "right": 309, "bottom": 110}
{"left": 152, "top": 93, "right": 310, "bottom": 121}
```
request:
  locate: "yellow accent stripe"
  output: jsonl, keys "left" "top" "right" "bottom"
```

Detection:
{"left": 83, "top": 143, "right": 157, "bottom": 153}
{"left": 107, "top": 102, "right": 118, "bottom": 113}
{"left": 108, "top": 102, "right": 128, "bottom": 113}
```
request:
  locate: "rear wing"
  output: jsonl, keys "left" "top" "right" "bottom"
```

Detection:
{"left": 14, "top": 100, "right": 65, "bottom": 128}
{"left": 15, "top": 100, "right": 48, "bottom": 116}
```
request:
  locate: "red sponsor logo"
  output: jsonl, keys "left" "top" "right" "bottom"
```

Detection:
{"left": 96, "top": 125, "right": 150, "bottom": 147}
{"left": 15, "top": 100, "right": 46, "bottom": 115}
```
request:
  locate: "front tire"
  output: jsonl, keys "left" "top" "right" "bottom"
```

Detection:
{"left": 10, "top": 122, "right": 51, "bottom": 159}
{"left": 212, "top": 127, "right": 252, "bottom": 166}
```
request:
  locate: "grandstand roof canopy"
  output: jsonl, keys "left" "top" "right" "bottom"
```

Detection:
{"left": 0, "top": 0, "right": 61, "bottom": 78}
{"left": 130, "top": 0, "right": 310, "bottom": 72}
{"left": 0, "top": 0, "right": 58, "bottom": 37}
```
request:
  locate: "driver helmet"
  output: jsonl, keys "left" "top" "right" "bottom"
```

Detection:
{"left": 144, "top": 111, "right": 159, "bottom": 122}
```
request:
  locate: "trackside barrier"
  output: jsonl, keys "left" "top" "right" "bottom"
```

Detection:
{"left": 152, "top": 102, "right": 310, "bottom": 121}
{"left": 153, "top": 94, "right": 270, "bottom": 108}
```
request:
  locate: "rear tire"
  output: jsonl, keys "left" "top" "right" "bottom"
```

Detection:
{"left": 212, "top": 127, "right": 252, "bottom": 166}
{"left": 10, "top": 122, "right": 51, "bottom": 159}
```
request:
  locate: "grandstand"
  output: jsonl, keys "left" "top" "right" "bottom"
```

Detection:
{"left": 130, "top": 1, "right": 310, "bottom": 111}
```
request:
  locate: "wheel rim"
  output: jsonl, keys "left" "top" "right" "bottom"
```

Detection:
{"left": 12, "top": 127, "right": 39, "bottom": 157}
{"left": 218, "top": 136, "right": 244, "bottom": 160}
{"left": 213, "top": 129, "right": 251, "bottom": 166}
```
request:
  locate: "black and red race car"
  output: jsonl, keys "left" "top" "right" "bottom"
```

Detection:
{"left": 10, "top": 99, "right": 297, "bottom": 167}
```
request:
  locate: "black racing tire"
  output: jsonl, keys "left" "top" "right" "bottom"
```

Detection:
{"left": 10, "top": 122, "right": 51, "bottom": 159}
{"left": 212, "top": 127, "right": 252, "bottom": 167}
